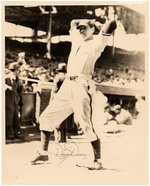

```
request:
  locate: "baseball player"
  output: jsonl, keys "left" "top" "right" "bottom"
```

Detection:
{"left": 113, "top": 105, "right": 133, "bottom": 125}
{"left": 31, "top": 18, "right": 117, "bottom": 170}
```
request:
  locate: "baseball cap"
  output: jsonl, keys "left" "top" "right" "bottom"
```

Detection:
{"left": 76, "top": 19, "right": 95, "bottom": 29}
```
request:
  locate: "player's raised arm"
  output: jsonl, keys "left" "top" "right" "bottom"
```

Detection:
{"left": 69, "top": 19, "right": 91, "bottom": 42}
{"left": 95, "top": 19, "right": 117, "bottom": 36}
{"left": 70, "top": 19, "right": 80, "bottom": 30}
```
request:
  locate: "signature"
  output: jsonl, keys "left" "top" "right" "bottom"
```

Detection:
{"left": 49, "top": 142, "right": 87, "bottom": 166}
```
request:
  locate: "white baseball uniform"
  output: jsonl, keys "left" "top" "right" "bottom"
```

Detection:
{"left": 39, "top": 27, "right": 110, "bottom": 142}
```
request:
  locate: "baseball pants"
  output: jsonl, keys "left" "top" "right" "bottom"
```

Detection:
{"left": 39, "top": 77, "right": 100, "bottom": 142}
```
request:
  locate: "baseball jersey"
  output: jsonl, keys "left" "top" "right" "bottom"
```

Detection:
{"left": 67, "top": 27, "right": 110, "bottom": 76}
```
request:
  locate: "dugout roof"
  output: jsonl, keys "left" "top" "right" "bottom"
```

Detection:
{"left": 5, "top": 5, "right": 145, "bottom": 36}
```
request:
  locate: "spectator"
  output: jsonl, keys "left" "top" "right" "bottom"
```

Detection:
{"left": 50, "top": 63, "right": 66, "bottom": 101}
{"left": 50, "top": 63, "right": 67, "bottom": 142}
{"left": 5, "top": 62, "right": 24, "bottom": 140}
{"left": 18, "top": 52, "right": 27, "bottom": 66}
{"left": 112, "top": 105, "right": 132, "bottom": 125}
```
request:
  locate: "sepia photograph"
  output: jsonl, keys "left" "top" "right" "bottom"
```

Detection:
{"left": 2, "top": 1, "right": 149, "bottom": 184}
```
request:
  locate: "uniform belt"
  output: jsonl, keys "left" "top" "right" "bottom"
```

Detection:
{"left": 66, "top": 76, "right": 78, "bottom": 80}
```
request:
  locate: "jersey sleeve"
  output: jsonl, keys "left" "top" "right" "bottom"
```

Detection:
{"left": 69, "top": 27, "right": 81, "bottom": 45}
{"left": 94, "top": 30, "right": 111, "bottom": 54}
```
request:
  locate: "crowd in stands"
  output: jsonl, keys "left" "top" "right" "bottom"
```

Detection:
{"left": 93, "top": 67, "right": 145, "bottom": 89}
{"left": 5, "top": 50, "right": 145, "bottom": 93}
{"left": 5, "top": 51, "right": 58, "bottom": 93}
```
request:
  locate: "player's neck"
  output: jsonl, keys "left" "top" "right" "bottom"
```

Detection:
{"left": 84, "top": 35, "right": 93, "bottom": 41}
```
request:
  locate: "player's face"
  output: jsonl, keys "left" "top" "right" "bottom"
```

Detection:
{"left": 78, "top": 25, "right": 94, "bottom": 40}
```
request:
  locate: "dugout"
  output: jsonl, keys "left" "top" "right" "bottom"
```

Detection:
{"left": 20, "top": 84, "right": 144, "bottom": 128}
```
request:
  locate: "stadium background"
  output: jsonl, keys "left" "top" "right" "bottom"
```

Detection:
{"left": 4, "top": 3, "right": 146, "bottom": 139}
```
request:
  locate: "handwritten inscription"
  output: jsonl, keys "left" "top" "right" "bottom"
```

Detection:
{"left": 49, "top": 142, "right": 87, "bottom": 166}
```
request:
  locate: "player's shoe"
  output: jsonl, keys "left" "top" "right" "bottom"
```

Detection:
{"left": 30, "top": 151, "right": 49, "bottom": 165}
{"left": 88, "top": 161, "right": 103, "bottom": 170}
{"left": 76, "top": 161, "right": 103, "bottom": 170}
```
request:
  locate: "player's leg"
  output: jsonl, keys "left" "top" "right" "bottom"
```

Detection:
{"left": 72, "top": 80, "right": 102, "bottom": 169}
{"left": 31, "top": 106, "right": 73, "bottom": 164}
{"left": 30, "top": 130, "right": 51, "bottom": 164}
{"left": 31, "top": 81, "right": 73, "bottom": 164}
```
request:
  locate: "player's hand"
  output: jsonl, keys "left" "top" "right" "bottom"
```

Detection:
{"left": 102, "top": 19, "right": 117, "bottom": 34}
